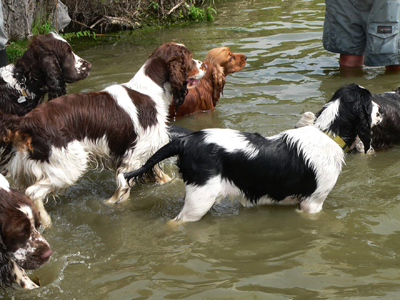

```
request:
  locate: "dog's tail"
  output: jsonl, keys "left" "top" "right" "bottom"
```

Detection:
{"left": 124, "top": 137, "right": 185, "bottom": 184}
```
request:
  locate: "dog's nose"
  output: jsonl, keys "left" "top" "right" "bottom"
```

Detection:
{"left": 244, "top": 56, "right": 247, "bottom": 61}
{"left": 85, "top": 61, "right": 92, "bottom": 71}
{"left": 41, "top": 248, "right": 53, "bottom": 260}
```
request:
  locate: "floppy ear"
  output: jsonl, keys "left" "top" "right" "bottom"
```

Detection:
{"left": 41, "top": 54, "right": 66, "bottom": 100}
{"left": 211, "top": 66, "right": 225, "bottom": 106}
{"left": 167, "top": 56, "right": 188, "bottom": 110}
{"left": 355, "top": 100, "right": 373, "bottom": 153}
{"left": 0, "top": 235, "right": 13, "bottom": 288}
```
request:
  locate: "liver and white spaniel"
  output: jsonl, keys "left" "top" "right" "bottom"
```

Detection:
{"left": 1, "top": 42, "right": 205, "bottom": 228}
{"left": 168, "top": 46, "right": 247, "bottom": 119}
{"left": 125, "top": 84, "right": 381, "bottom": 223}
{"left": 0, "top": 32, "right": 91, "bottom": 116}
{"left": 0, "top": 174, "right": 52, "bottom": 289}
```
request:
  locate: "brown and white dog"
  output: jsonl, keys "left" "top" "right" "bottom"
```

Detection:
{"left": 0, "top": 174, "right": 52, "bottom": 289}
{"left": 0, "top": 42, "right": 205, "bottom": 228}
{"left": 0, "top": 32, "right": 91, "bottom": 116}
{"left": 168, "top": 46, "right": 247, "bottom": 119}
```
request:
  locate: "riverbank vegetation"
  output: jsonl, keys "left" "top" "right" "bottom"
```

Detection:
{"left": 5, "top": 0, "right": 216, "bottom": 63}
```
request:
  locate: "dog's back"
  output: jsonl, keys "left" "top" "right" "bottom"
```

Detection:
{"left": 125, "top": 126, "right": 344, "bottom": 222}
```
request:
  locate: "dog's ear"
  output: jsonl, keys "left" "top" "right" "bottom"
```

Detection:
{"left": 0, "top": 234, "right": 13, "bottom": 288}
{"left": 355, "top": 98, "right": 373, "bottom": 153}
{"left": 167, "top": 56, "right": 188, "bottom": 110}
{"left": 211, "top": 66, "right": 225, "bottom": 106}
{"left": 40, "top": 54, "right": 66, "bottom": 100}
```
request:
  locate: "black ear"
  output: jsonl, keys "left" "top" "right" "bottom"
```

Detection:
{"left": 167, "top": 56, "right": 188, "bottom": 110}
{"left": 0, "top": 235, "right": 13, "bottom": 289}
{"left": 41, "top": 54, "right": 66, "bottom": 100}
{"left": 355, "top": 98, "right": 373, "bottom": 153}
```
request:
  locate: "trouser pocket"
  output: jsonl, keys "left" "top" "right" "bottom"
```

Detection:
{"left": 367, "top": 23, "right": 399, "bottom": 54}
{"left": 366, "top": 1, "right": 400, "bottom": 55}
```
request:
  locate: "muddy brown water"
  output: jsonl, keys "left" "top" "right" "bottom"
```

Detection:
{"left": 5, "top": 0, "right": 400, "bottom": 299}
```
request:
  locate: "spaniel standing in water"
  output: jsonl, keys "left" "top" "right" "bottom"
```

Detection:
{"left": 297, "top": 86, "right": 400, "bottom": 152}
{"left": 168, "top": 46, "right": 247, "bottom": 119}
{"left": 0, "top": 42, "right": 205, "bottom": 228}
{"left": 0, "top": 32, "right": 91, "bottom": 116}
{"left": 0, "top": 174, "right": 52, "bottom": 289}
{"left": 125, "top": 84, "right": 382, "bottom": 223}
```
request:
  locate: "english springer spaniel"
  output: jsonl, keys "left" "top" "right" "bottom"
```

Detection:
{"left": 296, "top": 86, "right": 398, "bottom": 152}
{"left": 0, "top": 174, "right": 52, "bottom": 289}
{"left": 0, "top": 32, "right": 91, "bottom": 116}
{"left": 124, "top": 84, "right": 382, "bottom": 223}
{"left": 1, "top": 42, "right": 205, "bottom": 228}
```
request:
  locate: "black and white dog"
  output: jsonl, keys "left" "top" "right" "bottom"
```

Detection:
{"left": 124, "top": 84, "right": 382, "bottom": 223}
{"left": 297, "top": 86, "right": 400, "bottom": 152}
{"left": 368, "top": 87, "right": 400, "bottom": 149}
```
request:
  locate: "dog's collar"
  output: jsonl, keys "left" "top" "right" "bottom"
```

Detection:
{"left": 324, "top": 131, "right": 351, "bottom": 153}
{"left": 14, "top": 73, "right": 34, "bottom": 103}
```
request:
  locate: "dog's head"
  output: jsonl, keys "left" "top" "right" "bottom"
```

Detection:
{"left": 206, "top": 47, "right": 247, "bottom": 76}
{"left": 149, "top": 42, "right": 206, "bottom": 109}
{"left": 0, "top": 175, "right": 52, "bottom": 289}
{"left": 14, "top": 32, "right": 92, "bottom": 100}
{"left": 315, "top": 84, "right": 382, "bottom": 153}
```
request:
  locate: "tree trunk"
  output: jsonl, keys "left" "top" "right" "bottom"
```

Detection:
{"left": 3, "top": 0, "right": 56, "bottom": 40}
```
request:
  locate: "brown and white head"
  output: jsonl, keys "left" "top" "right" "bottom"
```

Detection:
{"left": 0, "top": 175, "right": 52, "bottom": 289}
{"left": 147, "top": 42, "right": 207, "bottom": 109}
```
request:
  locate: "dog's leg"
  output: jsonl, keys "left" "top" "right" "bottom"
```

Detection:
{"left": 25, "top": 180, "right": 54, "bottom": 228}
{"left": 12, "top": 261, "right": 39, "bottom": 289}
{"left": 299, "top": 194, "right": 327, "bottom": 213}
{"left": 106, "top": 173, "right": 131, "bottom": 205}
{"left": 153, "top": 164, "right": 172, "bottom": 184}
{"left": 173, "top": 181, "right": 223, "bottom": 223}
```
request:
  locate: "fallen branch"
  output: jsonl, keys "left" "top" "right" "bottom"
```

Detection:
{"left": 167, "top": 1, "right": 186, "bottom": 15}
{"left": 71, "top": 19, "right": 90, "bottom": 28}
{"left": 89, "top": 16, "right": 139, "bottom": 29}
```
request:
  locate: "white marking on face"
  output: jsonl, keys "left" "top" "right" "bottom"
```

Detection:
{"left": 13, "top": 205, "right": 36, "bottom": 261}
{"left": 371, "top": 101, "right": 382, "bottom": 127}
{"left": 50, "top": 32, "right": 69, "bottom": 45}
{"left": 17, "top": 205, "right": 34, "bottom": 223}
{"left": 203, "top": 129, "right": 260, "bottom": 159}
{"left": 192, "top": 59, "right": 206, "bottom": 79}
{"left": 73, "top": 53, "right": 85, "bottom": 71}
